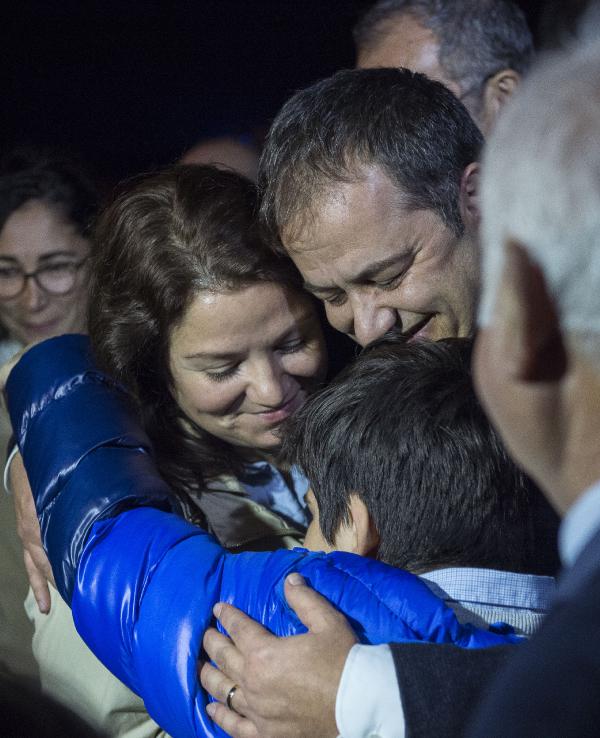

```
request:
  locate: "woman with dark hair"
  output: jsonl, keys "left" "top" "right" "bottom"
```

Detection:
{"left": 27, "top": 164, "right": 328, "bottom": 737}
{"left": 0, "top": 151, "right": 98, "bottom": 687}
{"left": 88, "top": 164, "right": 327, "bottom": 542}
{"left": 0, "top": 151, "right": 97, "bottom": 359}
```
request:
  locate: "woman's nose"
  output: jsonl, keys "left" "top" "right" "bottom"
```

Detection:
{"left": 247, "top": 356, "right": 287, "bottom": 408}
{"left": 22, "top": 276, "right": 49, "bottom": 311}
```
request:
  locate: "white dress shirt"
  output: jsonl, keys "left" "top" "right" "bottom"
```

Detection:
{"left": 335, "top": 479, "right": 600, "bottom": 738}
{"left": 559, "top": 479, "right": 600, "bottom": 567}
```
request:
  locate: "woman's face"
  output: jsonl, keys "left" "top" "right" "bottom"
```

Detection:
{"left": 0, "top": 199, "right": 91, "bottom": 344}
{"left": 169, "top": 282, "right": 327, "bottom": 452}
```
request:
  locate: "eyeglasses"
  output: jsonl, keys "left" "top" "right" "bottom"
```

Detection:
{"left": 0, "top": 257, "right": 89, "bottom": 300}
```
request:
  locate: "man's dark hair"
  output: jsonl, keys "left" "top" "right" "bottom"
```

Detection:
{"left": 354, "top": 0, "right": 534, "bottom": 110}
{"left": 281, "top": 335, "right": 558, "bottom": 574}
{"left": 259, "top": 68, "right": 483, "bottom": 248}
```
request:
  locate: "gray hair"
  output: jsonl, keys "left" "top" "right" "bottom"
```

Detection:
{"left": 354, "top": 0, "right": 534, "bottom": 113}
{"left": 480, "top": 32, "right": 600, "bottom": 363}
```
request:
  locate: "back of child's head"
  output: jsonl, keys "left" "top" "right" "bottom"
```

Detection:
{"left": 281, "top": 334, "right": 559, "bottom": 575}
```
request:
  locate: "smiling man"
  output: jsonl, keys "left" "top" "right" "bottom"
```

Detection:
{"left": 259, "top": 67, "right": 483, "bottom": 347}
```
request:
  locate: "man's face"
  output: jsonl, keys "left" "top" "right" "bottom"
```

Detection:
{"left": 356, "top": 14, "right": 490, "bottom": 130}
{"left": 283, "top": 167, "right": 479, "bottom": 347}
{"left": 357, "top": 14, "right": 462, "bottom": 99}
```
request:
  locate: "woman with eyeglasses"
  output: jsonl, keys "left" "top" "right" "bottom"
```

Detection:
{"left": 0, "top": 152, "right": 97, "bottom": 362}
{"left": 0, "top": 151, "right": 97, "bottom": 686}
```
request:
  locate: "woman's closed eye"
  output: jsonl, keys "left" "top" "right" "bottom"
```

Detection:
{"left": 204, "top": 363, "right": 241, "bottom": 382}
{"left": 277, "top": 337, "right": 306, "bottom": 354}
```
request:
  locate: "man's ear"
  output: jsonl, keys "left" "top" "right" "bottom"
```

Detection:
{"left": 347, "top": 494, "right": 380, "bottom": 557}
{"left": 481, "top": 69, "right": 520, "bottom": 132}
{"left": 496, "top": 240, "right": 568, "bottom": 382}
{"left": 458, "top": 162, "right": 480, "bottom": 230}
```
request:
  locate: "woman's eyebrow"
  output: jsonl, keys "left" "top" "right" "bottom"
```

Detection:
{"left": 38, "top": 250, "right": 82, "bottom": 261}
{"left": 183, "top": 349, "right": 241, "bottom": 361}
{"left": 183, "top": 311, "right": 315, "bottom": 361}
{"left": 0, "top": 250, "right": 80, "bottom": 264}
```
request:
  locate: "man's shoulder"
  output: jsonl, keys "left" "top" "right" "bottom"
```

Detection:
{"left": 465, "top": 562, "right": 600, "bottom": 736}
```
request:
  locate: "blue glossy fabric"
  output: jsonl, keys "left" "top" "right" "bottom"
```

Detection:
{"left": 7, "top": 336, "right": 522, "bottom": 738}
{"left": 5, "top": 335, "right": 174, "bottom": 602}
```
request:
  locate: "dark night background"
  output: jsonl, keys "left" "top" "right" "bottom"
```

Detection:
{"left": 1, "top": 1, "right": 572, "bottom": 188}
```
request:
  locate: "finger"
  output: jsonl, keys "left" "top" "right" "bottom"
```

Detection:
{"left": 199, "top": 662, "right": 250, "bottom": 715}
{"left": 30, "top": 547, "right": 55, "bottom": 585}
{"left": 206, "top": 701, "right": 259, "bottom": 738}
{"left": 24, "top": 550, "right": 51, "bottom": 613}
{"left": 284, "top": 573, "right": 357, "bottom": 636}
{"left": 199, "top": 660, "right": 233, "bottom": 702}
{"left": 203, "top": 627, "right": 245, "bottom": 681}
{"left": 213, "top": 602, "right": 275, "bottom": 654}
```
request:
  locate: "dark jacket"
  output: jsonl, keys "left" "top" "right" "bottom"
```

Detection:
{"left": 392, "top": 528, "right": 600, "bottom": 738}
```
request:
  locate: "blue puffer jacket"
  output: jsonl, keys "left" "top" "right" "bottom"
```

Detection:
{"left": 6, "top": 336, "right": 521, "bottom": 738}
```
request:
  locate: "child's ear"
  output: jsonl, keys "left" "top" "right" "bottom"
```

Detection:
{"left": 347, "top": 494, "right": 380, "bottom": 557}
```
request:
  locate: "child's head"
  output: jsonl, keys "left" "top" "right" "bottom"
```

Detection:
{"left": 281, "top": 335, "right": 558, "bottom": 575}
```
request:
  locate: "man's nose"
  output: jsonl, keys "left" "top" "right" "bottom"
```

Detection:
{"left": 247, "top": 356, "right": 287, "bottom": 407}
{"left": 351, "top": 297, "right": 397, "bottom": 347}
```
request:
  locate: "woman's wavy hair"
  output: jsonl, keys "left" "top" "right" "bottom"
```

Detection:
{"left": 88, "top": 165, "right": 306, "bottom": 511}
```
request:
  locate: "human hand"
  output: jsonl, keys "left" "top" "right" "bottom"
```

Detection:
{"left": 11, "top": 451, "right": 55, "bottom": 613}
{"left": 200, "top": 572, "right": 358, "bottom": 738}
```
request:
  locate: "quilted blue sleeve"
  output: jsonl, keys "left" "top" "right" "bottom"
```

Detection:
{"left": 72, "top": 507, "right": 233, "bottom": 738}
{"left": 70, "top": 505, "right": 520, "bottom": 738}
{"left": 5, "top": 334, "right": 174, "bottom": 603}
{"left": 219, "top": 547, "right": 522, "bottom": 650}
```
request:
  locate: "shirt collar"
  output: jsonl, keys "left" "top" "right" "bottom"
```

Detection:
{"left": 559, "top": 479, "right": 600, "bottom": 568}
{"left": 420, "top": 567, "right": 556, "bottom": 612}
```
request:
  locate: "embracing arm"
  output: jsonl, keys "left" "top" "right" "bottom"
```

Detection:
{"left": 5, "top": 335, "right": 174, "bottom": 603}
{"left": 4, "top": 337, "right": 229, "bottom": 736}
{"left": 202, "top": 584, "right": 515, "bottom": 738}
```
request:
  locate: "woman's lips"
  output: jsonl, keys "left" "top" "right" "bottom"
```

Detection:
{"left": 257, "top": 391, "right": 305, "bottom": 424}
{"left": 22, "top": 318, "right": 61, "bottom": 337}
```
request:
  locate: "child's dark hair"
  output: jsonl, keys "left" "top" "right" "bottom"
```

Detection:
{"left": 281, "top": 334, "right": 558, "bottom": 574}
